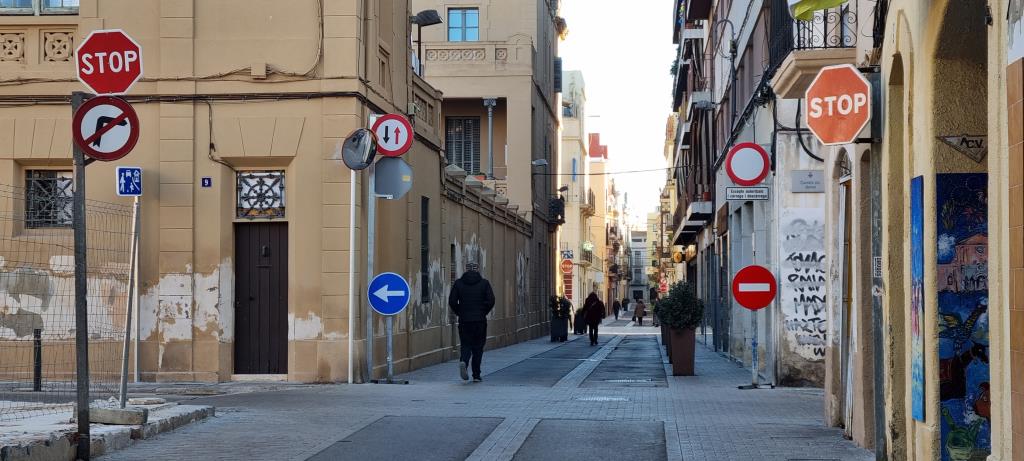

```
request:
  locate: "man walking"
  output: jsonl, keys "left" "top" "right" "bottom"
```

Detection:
{"left": 448, "top": 262, "right": 495, "bottom": 382}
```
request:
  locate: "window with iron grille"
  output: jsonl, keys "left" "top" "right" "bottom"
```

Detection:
{"left": 447, "top": 8, "right": 479, "bottom": 42}
{"left": 25, "top": 170, "right": 73, "bottom": 228}
{"left": 1, "top": 0, "right": 77, "bottom": 14}
{"left": 445, "top": 117, "right": 481, "bottom": 174}
{"left": 236, "top": 171, "right": 285, "bottom": 219}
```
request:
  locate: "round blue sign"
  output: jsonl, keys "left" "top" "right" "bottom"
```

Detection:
{"left": 367, "top": 272, "right": 411, "bottom": 316}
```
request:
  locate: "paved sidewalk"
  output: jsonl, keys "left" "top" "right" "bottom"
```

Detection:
{"left": 99, "top": 320, "right": 872, "bottom": 461}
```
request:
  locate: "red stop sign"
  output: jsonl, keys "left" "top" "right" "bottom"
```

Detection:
{"left": 804, "top": 64, "right": 871, "bottom": 145}
{"left": 732, "top": 265, "right": 777, "bottom": 311}
{"left": 75, "top": 29, "right": 143, "bottom": 95}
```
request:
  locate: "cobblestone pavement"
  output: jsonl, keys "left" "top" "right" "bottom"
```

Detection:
{"left": 100, "top": 322, "right": 873, "bottom": 461}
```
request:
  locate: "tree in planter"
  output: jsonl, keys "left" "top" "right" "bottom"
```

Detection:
{"left": 659, "top": 281, "right": 704, "bottom": 376}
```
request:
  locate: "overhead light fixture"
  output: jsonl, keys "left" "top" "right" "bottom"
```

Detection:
{"left": 410, "top": 10, "right": 443, "bottom": 76}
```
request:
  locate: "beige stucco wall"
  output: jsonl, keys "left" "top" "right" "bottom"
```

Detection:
{"left": 0, "top": 0, "right": 547, "bottom": 384}
{"left": 878, "top": 0, "right": 1012, "bottom": 458}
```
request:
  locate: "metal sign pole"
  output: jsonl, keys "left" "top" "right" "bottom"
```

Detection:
{"left": 348, "top": 169, "right": 357, "bottom": 384}
{"left": 365, "top": 163, "right": 375, "bottom": 382}
{"left": 71, "top": 91, "right": 91, "bottom": 460}
{"left": 751, "top": 230, "right": 759, "bottom": 388}
{"left": 386, "top": 316, "right": 394, "bottom": 380}
{"left": 119, "top": 196, "right": 140, "bottom": 407}
{"left": 133, "top": 198, "right": 140, "bottom": 383}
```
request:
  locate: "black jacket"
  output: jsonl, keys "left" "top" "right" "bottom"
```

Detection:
{"left": 448, "top": 271, "right": 496, "bottom": 322}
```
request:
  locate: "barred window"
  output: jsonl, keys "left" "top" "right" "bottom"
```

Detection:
{"left": 445, "top": 117, "right": 481, "bottom": 174}
{"left": 1, "top": 0, "right": 78, "bottom": 15}
{"left": 236, "top": 171, "right": 285, "bottom": 219}
{"left": 25, "top": 170, "right": 73, "bottom": 228}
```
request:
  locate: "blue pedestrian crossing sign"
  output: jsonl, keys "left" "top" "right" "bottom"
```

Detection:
{"left": 367, "top": 272, "right": 411, "bottom": 316}
{"left": 116, "top": 166, "right": 142, "bottom": 196}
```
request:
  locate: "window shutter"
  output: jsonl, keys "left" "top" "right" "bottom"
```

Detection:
{"left": 553, "top": 57, "right": 563, "bottom": 93}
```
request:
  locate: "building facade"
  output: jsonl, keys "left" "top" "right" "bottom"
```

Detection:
{"left": 0, "top": 0, "right": 551, "bottom": 384}
{"left": 669, "top": 0, "right": 1022, "bottom": 459}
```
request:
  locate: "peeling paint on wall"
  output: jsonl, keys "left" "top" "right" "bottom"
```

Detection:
{"left": 411, "top": 258, "right": 445, "bottom": 330}
{"left": 289, "top": 312, "right": 323, "bottom": 340}
{"left": 0, "top": 254, "right": 128, "bottom": 340}
{"left": 1010, "top": 0, "right": 1024, "bottom": 62}
{"left": 516, "top": 251, "right": 529, "bottom": 316}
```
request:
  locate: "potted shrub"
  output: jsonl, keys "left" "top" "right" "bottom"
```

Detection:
{"left": 658, "top": 281, "right": 704, "bottom": 376}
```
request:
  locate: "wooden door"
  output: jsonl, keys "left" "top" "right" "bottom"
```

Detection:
{"left": 234, "top": 222, "right": 288, "bottom": 374}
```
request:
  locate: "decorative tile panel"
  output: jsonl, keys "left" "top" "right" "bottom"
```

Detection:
{"left": 1, "top": 33, "right": 24, "bottom": 63}
{"left": 42, "top": 31, "right": 73, "bottom": 62}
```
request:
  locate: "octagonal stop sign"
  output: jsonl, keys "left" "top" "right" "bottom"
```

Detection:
{"left": 804, "top": 64, "right": 871, "bottom": 146}
{"left": 75, "top": 29, "right": 143, "bottom": 95}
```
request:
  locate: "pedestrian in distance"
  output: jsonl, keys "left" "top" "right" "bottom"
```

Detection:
{"left": 574, "top": 305, "right": 587, "bottom": 335}
{"left": 635, "top": 300, "right": 647, "bottom": 327}
{"left": 448, "top": 262, "right": 495, "bottom": 382}
{"left": 583, "top": 292, "right": 605, "bottom": 346}
{"left": 612, "top": 300, "right": 621, "bottom": 321}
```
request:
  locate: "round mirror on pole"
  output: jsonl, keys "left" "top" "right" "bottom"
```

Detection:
{"left": 342, "top": 128, "right": 377, "bottom": 170}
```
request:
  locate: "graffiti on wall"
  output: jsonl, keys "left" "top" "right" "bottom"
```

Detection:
{"left": 935, "top": 173, "right": 990, "bottom": 461}
{"left": 911, "top": 176, "right": 926, "bottom": 422}
{"left": 411, "top": 259, "right": 446, "bottom": 331}
{"left": 780, "top": 208, "right": 828, "bottom": 361}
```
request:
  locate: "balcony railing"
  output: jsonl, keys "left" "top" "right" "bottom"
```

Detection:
{"left": 769, "top": 0, "right": 859, "bottom": 75}
{"left": 581, "top": 189, "right": 596, "bottom": 217}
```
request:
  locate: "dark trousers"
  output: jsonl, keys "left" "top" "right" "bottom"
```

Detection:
{"left": 588, "top": 324, "right": 599, "bottom": 345}
{"left": 458, "top": 321, "right": 487, "bottom": 378}
{"left": 613, "top": 310, "right": 619, "bottom": 320}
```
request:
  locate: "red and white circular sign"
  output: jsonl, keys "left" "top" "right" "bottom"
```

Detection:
{"left": 725, "top": 143, "right": 770, "bottom": 186}
{"left": 72, "top": 96, "right": 140, "bottom": 162}
{"left": 75, "top": 29, "right": 144, "bottom": 95}
{"left": 560, "top": 259, "right": 573, "bottom": 274}
{"left": 731, "top": 265, "right": 777, "bottom": 311}
{"left": 372, "top": 114, "right": 414, "bottom": 157}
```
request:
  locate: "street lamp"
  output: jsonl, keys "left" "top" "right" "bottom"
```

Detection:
{"left": 410, "top": 10, "right": 443, "bottom": 76}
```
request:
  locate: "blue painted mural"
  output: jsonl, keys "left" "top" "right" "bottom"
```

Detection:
{"left": 935, "top": 173, "right": 989, "bottom": 461}
{"left": 911, "top": 176, "right": 925, "bottom": 422}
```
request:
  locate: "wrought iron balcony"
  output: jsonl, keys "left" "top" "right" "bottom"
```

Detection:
{"left": 769, "top": 0, "right": 860, "bottom": 98}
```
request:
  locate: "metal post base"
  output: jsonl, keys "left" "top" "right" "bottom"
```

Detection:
{"left": 369, "top": 378, "right": 410, "bottom": 385}
{"left": 737, "top": 383, "right": 775, "bottom": 390}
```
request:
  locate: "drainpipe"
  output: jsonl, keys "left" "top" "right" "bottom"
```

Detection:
{"left": 484, "top": 98, "right": 497, "bottom": 178}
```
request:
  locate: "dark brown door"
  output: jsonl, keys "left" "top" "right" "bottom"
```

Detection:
{"left": 234, "top": 222, "right": 288, "bottom": 374}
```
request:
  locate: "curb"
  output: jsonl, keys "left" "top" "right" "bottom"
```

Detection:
{"left": 0, "top": 405, "right": 214, "bottom": 461}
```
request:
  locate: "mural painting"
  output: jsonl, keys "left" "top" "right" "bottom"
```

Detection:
{"left": 911, "top": 176, "right": 925, "bottom": 422}
{"left": 780, "top": 208, "right": 828, "bottom": 361}
{"left": 935, "top": 173, "right": 989, "bottom": 461}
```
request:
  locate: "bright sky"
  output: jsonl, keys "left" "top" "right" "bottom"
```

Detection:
{"left": 560, "top": 0, "right": 677, "bottom": 227}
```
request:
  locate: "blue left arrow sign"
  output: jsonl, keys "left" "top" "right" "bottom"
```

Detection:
{"left": 367, "top": 272, "right": 411, "bottom": 316}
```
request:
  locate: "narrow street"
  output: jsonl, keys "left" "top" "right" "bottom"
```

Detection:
{"left": 99, "top": 321, "right": 871, "bottom": 461}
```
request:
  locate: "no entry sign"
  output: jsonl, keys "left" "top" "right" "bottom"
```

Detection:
{"left": 732, "top": 265, "right": 777, "bottom": 311}
{"left": 372, "top": 114, "right": 414, "bottom": 157}
{"left": 72, "top": 96, "right": 140, "bottom": 162}
{"left": 725, "top": 143, "right": 770, "bottom": 186}
{"left": 76, "top": 29, "right": 143, "bottom": 95}
{"left": 805, "top": 64, "right": 871, "bottom": 145}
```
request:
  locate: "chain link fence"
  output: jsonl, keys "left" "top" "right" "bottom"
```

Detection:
{"left": 0, "top": 181, "right": 133, "bottom": 420}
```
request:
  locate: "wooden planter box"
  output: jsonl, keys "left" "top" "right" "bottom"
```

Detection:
{"left": 669, "top": 327, "right": 696, "bottom": 376}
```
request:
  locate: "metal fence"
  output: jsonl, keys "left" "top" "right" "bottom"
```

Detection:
{"left": 0, "top": 182, "right": 133, "bottom": 420}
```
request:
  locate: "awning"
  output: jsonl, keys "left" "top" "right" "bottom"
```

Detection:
{"left": 671, "top": 201, "right": 712, "bottom": 245}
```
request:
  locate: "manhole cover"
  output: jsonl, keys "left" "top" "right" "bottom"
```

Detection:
{"left": 603, "top": 378, "right": 653, "bottom": 383}
{"left": 574, "top": 396, "right": 629, "bottom": 402}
